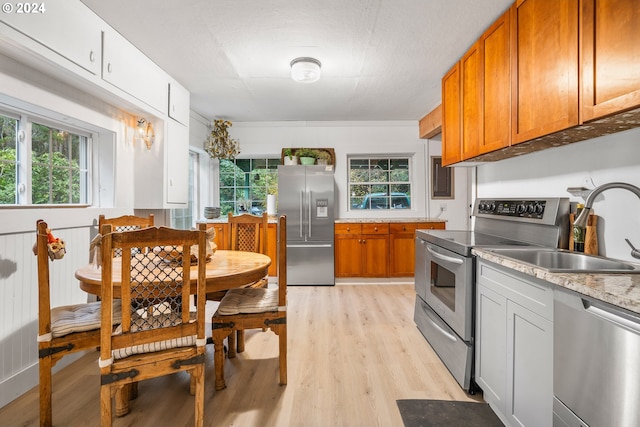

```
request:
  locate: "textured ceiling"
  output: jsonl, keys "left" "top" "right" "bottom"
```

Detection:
{"left": 81, "top": 0, "right": 512, "bottom": 122}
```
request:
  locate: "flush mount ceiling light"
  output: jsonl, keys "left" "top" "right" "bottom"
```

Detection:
{"left": 290, "top": 57, "right": 322, "bottom": 83}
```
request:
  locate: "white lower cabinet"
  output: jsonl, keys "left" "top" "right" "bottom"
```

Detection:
{"left": 476, "top": 260, "right": 553, "bottom": 427}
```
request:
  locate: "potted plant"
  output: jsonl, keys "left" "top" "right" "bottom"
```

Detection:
{"left": 315, "top": 150, "right": 332, "bottom": 166}
{"left": 283, "top": 148, "right": 298, "bottom": 165}
{"left": 296, "top": 148, "right": 317, "bottom": 165}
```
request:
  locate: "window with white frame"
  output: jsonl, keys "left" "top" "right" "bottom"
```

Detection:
{"left": 0, "top": 109, "right": 90, "bottom": 205}
{"left": 219, "top": 158, "right": 279, "bottom": 216}
{"left": 348, "top": 156, "right": 412, "bottom": 210}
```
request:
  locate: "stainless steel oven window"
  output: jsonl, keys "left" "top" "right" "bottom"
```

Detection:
{"left": 430, "top": 262, "right": 456, "bottom": 311}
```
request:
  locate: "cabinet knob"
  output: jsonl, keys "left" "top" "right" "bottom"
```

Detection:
{"left": 403, "top": 226, "right": 407, "bottom": 231}
{"left": 374, "top": 227, "right": 378, "bottom": 231}
{"left": 107, "top": 63, "right": 112, "bottom": 73}
{"left": 347, "top": 227, "right": 350, "bottom": 232}
{"left": 89, "top": 51, "right": 95, "bottom": 63}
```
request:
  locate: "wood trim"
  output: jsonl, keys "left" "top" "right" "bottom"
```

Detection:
{"left": 281, "top": 148, "right": 335, "bottom": 166}
{"left": 418, "top": 104, "right": 442, "bottom": 138}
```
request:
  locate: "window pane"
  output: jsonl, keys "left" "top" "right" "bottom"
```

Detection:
{"left": 219, "top": 158, "right": 279, "bottom": 215}
{"left": 348, "top": 156, "right": 412, "bottom": 211}
{"left": 0, "top": 114, "right": 18, "bottom": 204}
{"left": 32, "top": 122, "right": 87, "bottom": 204}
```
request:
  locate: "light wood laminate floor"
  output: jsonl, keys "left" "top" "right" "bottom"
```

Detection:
{"left": 0, "top": 284, "right": 482, "bottom": 426}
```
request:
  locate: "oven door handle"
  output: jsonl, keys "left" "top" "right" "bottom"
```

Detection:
{"left": 426, "top": 246, "right": 464, "bottom": 265}
{"left": 423, "top": 305, "right": 458, "bottom": 342}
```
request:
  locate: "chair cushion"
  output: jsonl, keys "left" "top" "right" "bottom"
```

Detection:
{"left": 51, "top": 300, "right": 122, "bottom": 338}
{"left": 112, "top": 311, "right": 196, "bottom": 360}
{"left": 217, "top": 287, "right": 279, "bottom": 315}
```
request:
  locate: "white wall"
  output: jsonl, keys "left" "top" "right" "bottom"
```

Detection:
{"left": 228, "top": 121, "right": 471, "bottom": 229}
{"left": 475, "top": 127, "right": 640, "bottom": 261}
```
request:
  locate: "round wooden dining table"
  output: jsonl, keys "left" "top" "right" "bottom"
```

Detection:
{"left": 75, "top": 250, "right": 271, "bottom": 297}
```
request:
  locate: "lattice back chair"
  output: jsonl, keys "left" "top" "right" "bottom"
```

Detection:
{"left": 211, "top": 215, "right": 287, "bottom": 391}
{"left": 207, "top": 212, "right": 269, "bottom": 356}
{"left": 98, "top": 214, "right": 154, "bottom": 258}
{"left": 34, "top": 220, "right": 120, "bottom": 427}
{"left": 98, "top": 224, "right": 207, "bottom": 427}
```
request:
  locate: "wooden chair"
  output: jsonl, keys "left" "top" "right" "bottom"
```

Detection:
{"left": 35, "top": 220, "right": 117, "bottom": 427}
{"left": 207, "top": 212, "right": 269, "bottom": 356}
{"left": 211, "top": 215, "right": 287, "bottom": 391}
{"left": 98, "top": 224, "right": 207, "bottom": 427}
{"left": 98, "top": 213, "right": 154, "bottom": 232}
{"left": 98, "top": 214, "right": 154, "bottom": 258}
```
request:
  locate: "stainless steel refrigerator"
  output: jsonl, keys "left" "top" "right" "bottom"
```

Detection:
{"left": 277, "top": 165, "right": 335, "bottom": 285}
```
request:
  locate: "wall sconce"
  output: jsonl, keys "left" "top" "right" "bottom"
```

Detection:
{"left": 136, "top": 118, "right": 155, "bottom": 150}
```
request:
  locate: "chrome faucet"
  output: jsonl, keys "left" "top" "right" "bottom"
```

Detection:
{"left": 574, "top": 182, "right": 640, "bottom": 259}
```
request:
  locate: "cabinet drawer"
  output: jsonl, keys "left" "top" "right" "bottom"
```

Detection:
{"left": 362, "top": 223, "right": 389, "bottom": 234}
{"left": 335, "top": 223, "right": 361, "bottom": 235}
{"left": 390, "top": 223, "right": 419, "bottom": 234}
{"left": 477, "top": 260, "right": 553, "bottom": 320}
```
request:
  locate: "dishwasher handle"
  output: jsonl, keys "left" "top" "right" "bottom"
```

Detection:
{"left": 583, "top": 299, "right": 640, "bottom": 334}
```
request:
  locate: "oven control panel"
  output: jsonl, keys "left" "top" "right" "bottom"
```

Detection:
{"left": 476, "top": 199, "right": 547, "bottom": 219}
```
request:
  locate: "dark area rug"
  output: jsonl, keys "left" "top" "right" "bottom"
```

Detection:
{"left": 397, "top": 399, "right": 504, "bottom": 427}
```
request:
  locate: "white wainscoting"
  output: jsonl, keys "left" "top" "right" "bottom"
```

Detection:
{"left": 0, "top": 225, "right": 92, "bottom": 408}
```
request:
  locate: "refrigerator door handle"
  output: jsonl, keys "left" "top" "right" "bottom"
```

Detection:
{"left": 299, "top": 190, "right": 304, "bottom": 238}
{"left": 308, "top": 191, "right": 312, "bottom": 237}
{"left": 287, "top": 243, "right": 333, "bottom": 248}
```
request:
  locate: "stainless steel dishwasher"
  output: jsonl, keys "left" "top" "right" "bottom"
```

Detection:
{"left": 554, "top": 288, "right": 640, "bottom": 427}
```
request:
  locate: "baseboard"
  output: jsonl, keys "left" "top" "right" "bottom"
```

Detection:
{"left": 0, "top": 351, "right": 86, "bottom": 409}
{"left": 335, "top": 278, "right": 413, "bottom": 285}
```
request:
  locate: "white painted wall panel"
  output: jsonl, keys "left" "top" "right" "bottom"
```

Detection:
{"left": 0, "top": 226, "right": 91, "bottom": 407}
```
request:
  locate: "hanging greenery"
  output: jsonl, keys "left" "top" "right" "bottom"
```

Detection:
{"left": 204, "top": 119, "right": 241, "bottom": 159}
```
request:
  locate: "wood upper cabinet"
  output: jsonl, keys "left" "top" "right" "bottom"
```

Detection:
{"left": 580, "top": 0, "right": 640, "bottom": 122}
{"left": 461, "top": 41, "right": 483, "bottom": 159}
{"left": 511, "top": 0, "right": 579, "bottom": 144}
{"left": 442, "top": 63, "right": 462, "bottom": 166}
{"left": 481, "top": 8, "right": 511, "bottom": 154}
{"left": 389, "top": 222, "right": 445, "bottom": 277}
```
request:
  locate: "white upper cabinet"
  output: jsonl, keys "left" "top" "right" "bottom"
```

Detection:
{"left": 0, "top": 1, "right": 103, "bottom": 75}
{"left": 102, "top": 27, "right": 168, "bottom": 113}
{"left": 168, "top": 80, "right": 190, "bottom": 125}
{"left": 165, "top": 119, "right": 189, "bottom": 204}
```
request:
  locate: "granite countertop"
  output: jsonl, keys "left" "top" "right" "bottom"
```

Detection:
{"left": 334, "top": 218, "right": 446, "bottom": 224}
{"left": 198, "top": 215, "right": 279, "bottom": 224}
{"left": 472, "top": 248, "right": 640, "bottom": 315}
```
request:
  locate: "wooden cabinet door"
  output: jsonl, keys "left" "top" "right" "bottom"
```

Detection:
{"left": 481, "top": 8, "right": 511, "bottom": 154}
{"left": 512, "top": 0, "right": 579, "bottom": 144}
{"left": 267, "top": 223, "right": 277, "bottom": 277}
{"left": 581, "top": 0, "right": 640, "bottom": 121}
{"left": 207, "top": 223, "right": 228, "bottom": 250}
{"left": 361, "top": 234, "right": 389, "bottom": 277}
{"left": 442, "top": 62, "right": 462, "bottom": 166}
{"left": 335, "top": 234, "right": 363, "bottom": 277}
{"left": 389, "top": 231, "right": 415, "bottom": 277}
{"left": 389, "top": 222, "right": 445, "bottom": 277}
{"left": 461, "top": 41, "right": 483, "bottom": 159}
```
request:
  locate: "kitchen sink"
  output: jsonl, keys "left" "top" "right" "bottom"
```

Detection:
{"left": 485, "top": 247, "right": 640, "bottom": 274}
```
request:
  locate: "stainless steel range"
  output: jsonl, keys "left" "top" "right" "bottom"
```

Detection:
{"left": 413, "top": 198, "right": 569, "bottom": 393}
